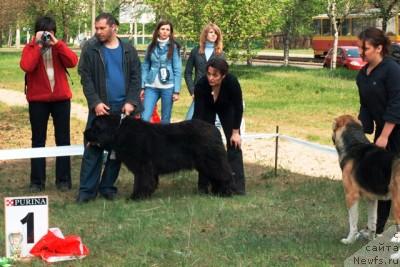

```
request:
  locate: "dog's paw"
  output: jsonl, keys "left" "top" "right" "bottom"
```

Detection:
{"left": 358, "top": 228, "right": 376, "bottom": 241}
{"left": 391, "top": 251, "right": 400, "bottom": 260}
{"left": 341, "top": 233, "right": 359, "bottom": 244}
{"left": 391, "top": 232, "right": 400, "bottom": 243}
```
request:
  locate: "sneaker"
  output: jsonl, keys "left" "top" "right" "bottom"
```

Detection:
{"left": 29, "top": 184, "right": 44, "bottom": 193}
{"left": 100, "top": 192, "right": 116, "bottom": 201}
{"left": 76, "top": 195, "right": 95, "bottom": 204}
{"left": 56, "top": 183, "right": 71, "bottom": 192}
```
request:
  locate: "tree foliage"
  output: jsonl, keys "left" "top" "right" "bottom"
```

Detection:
{"left": 144, "top": 0, "right": 279, "bottom": 65}
{"left": 369, "top": 0, "right": 400, "bottom": 32}
{"left": 277, "top": 0, "right": 325, "bottom": 66}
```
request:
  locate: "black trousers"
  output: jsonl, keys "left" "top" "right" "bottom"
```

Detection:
{"left": 376, "top": 128, "right": 400, "bottom": 234}
{"left": 28, "top": 100, "right": 71, "bottom": 189}
{"left": 198, "top": 108, "right": 245, "bottom": 194}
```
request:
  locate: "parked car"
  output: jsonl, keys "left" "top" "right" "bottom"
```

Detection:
{"left": 323, "top": 46, "right": 366, "bottom": 70}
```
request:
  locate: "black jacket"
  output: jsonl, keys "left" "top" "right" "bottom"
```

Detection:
{"left": 184, "top": 46, "right": 224, "bottom": 95}
{"left": 357, "top": 56, "right": 400, "bottom": 152}
{"left": 193, "top": 73, "right": 243, "bottom": 130}
{"left": 78, "top": 37, "right": 142, "bottom": 113}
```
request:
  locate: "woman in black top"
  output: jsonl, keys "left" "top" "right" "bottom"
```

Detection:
{"left": 193, "top": 58, "right": 245, "bottom": 195}
{"left": 357, "top": 27, "right": 400, "bottom": 236}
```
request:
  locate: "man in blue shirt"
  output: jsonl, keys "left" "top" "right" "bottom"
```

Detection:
{"left": 77, "top": 13, "right": 142, "bottom": 203}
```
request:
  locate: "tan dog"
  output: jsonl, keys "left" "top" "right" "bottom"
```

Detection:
{"left": 332, "top": 115, "right": 400, "bottom": 247}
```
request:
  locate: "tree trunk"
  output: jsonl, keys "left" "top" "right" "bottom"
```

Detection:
{"left": 7, "top": 26, "right": 13, "bottom": 47}
{"left": 91, "top": 0, "right": 96, "bottom": 36}
{"left": 382, "top": 16, "right": 388, "bottom": 32}
{"left": 63, "top": 19, "right": 69, "bottom": 42}
{"left": 15, "top": 22, "right": 20, "bottom": 49}
{"left": 329, "top": 1, "right": 338, "bottom": 69}
{"left": 0, "top": 29, "right": 3, "bottom": 48}
{"left": 246, "top": 40, "right": 252, "bottom": 66}
{"left": 283, "top": 33, "right": 290, "bottom": 67}
{"left": 182, "top": 45, "right": 187, "bottom": 60}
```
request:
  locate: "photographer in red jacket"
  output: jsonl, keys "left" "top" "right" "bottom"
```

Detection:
{"left": 20, "top": 15, "right": 78, "bottom": 192}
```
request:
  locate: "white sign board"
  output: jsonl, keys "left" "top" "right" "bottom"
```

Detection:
{"left": 4, "top": 196, "right": 48, "bottom": 258}
{"left": 119, "top": 3, "right": 155, "bottom": 24}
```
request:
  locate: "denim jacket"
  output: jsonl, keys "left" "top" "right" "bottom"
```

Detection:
{"left": 141, "top": 41, "right": 182, "bottom": 93}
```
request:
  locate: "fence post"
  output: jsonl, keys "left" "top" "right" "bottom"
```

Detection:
{"left": 274, "top": 126, "right": 279, "bottom": 177}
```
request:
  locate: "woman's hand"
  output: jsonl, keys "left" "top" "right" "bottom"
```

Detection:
{"left": 122, "top": 103, "right": 135, "bottom": 115}
{"left": 375, "top": 122, "right": 395, "bottom": 149}
{"left": 140, "top": 89, "right": 144, "bottom": 101}
{"left": 375, "top": 135, "right": 388, "bottom": 149}
{"left": 172, "top": 93, "right": 179, "bottom": 101}
{"left": 35, "top": 31, "right": 58, "bottom": 46}
{"left": 48, "top": 31, "right": 58, "bottom": 46}
{"left": 230, "top": 130, "right": 241, "bottom": 149}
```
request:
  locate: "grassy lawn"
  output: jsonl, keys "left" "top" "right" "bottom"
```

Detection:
{"left": 0, "top": 51, "right": 359, "bottom": 144}
{"left": 0, "top": 105, "right": 378, "bottom": 266}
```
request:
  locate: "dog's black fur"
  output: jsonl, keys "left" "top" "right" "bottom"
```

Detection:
{"left": 333, "top": 118, "right": 395, "bottom": 196}
{"left": 85, "top": 115, "right": 233, "bottom": 199}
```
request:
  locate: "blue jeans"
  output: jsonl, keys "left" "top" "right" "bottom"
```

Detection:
{"left": 78, "top": 102, "right": 123, "bottom": 200}
{"left": 185, "top": 101, "right": 194, "bottom": 120}
{"left": 142, "top": 87, "right": 174, "bottom": 123}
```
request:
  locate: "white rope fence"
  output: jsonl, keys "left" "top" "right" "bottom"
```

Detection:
{"left": 0, "top": 133, "right": 337, "bottom": 161}
{"left": 0, "top": 145, "right": 84, "bottom": 161}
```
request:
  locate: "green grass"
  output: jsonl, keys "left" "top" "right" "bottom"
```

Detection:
{"left": 0, "top": 157, "right": 375, "bottom": 266}
{"left": 0, "top": 51, "right": 359, "bottom": 144}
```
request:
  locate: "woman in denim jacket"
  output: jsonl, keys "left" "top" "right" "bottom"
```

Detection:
{"left": 141, "top": 20, "right": 182, "bottom": 123}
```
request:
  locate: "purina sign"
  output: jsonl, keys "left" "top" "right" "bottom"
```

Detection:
{"left": 4, "top": 196, "right": 48, "bottom": 258}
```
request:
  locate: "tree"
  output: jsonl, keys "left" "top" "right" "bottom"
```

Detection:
{"left": 144, "top": 0, "right": 279, "bottom": 66}
{"left": 44, "top": 0, "right": 89, "bottom": 42}
{"left": 278, "top": 0, "right": 325, "bottom": 66}
{"left": 370, "top": 0, "right": 399, "bottom": 32}
{"left": 208, "top": 0, "right": 275, "bottom": 65}
{"left": 327, "top": 0, "right": 365, "bottom": 69}
{"left": 0, "top": 0, "right": 41, "bottom": 47}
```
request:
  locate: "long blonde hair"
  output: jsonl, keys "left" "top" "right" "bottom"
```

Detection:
{"left": 199, "top": 23, "right": 223, "bottom": 56}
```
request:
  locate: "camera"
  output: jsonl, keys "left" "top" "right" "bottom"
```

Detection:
{"left": 41, "top": 32, "right": 51, "bottom": 44}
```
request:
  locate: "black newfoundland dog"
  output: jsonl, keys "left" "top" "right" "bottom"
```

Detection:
{"left": 84, "top": 115, "right": 234, "bottom": 199}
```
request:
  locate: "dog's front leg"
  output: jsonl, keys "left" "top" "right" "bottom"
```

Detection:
{"left": 341, "top": 201, "right": 359, "bottom": 244}
{"left": 366, "top": 199, "right": 377, "bottom": 240}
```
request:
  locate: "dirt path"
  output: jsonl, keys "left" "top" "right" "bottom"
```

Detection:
{"left": 0, "top": 88, "right": 88, "bottom": 121}
{"left": 0, "top": 88, "right": 341, "bottom": 180}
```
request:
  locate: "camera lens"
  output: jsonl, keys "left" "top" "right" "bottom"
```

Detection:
{"left": 41, "top": 32, "right": 51, "bottom": 43}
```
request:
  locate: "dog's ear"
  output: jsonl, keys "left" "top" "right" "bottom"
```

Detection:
{"left": 334, "top": 115, "right": 357, "bottom": 131}
{"left": 332, "top": 118, "right": 339, "bottom": 132}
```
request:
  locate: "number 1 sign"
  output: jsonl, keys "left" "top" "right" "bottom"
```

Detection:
{"left": 4, "top": 196, "right": 48, "bottom": 258}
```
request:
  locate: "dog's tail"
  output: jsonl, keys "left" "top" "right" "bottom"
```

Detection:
{"left": 390, "top": 158, "right": 400, "bottom": 230}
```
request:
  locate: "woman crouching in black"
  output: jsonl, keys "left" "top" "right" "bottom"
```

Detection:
{"left": 193, "top": 58, "right": 245, "bottom": 195}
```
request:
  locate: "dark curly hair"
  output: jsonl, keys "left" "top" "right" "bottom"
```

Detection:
{"left": 358, "top": 27, "right": 391, "bottom": 57}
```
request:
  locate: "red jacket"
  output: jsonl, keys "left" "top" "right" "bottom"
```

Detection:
{"left": 20, "top": 39, "right": 78, "bottom": 102}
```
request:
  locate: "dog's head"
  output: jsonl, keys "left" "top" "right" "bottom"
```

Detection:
{"left": 84, "top": 115, "right": 121, "bottom": 150}
{"left": 332, "top": 115, "right": 361, "bottom": 146}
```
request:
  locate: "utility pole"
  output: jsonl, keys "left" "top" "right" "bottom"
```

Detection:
{"left": 91, "top": 0, "right": 96, "bottom": 36}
